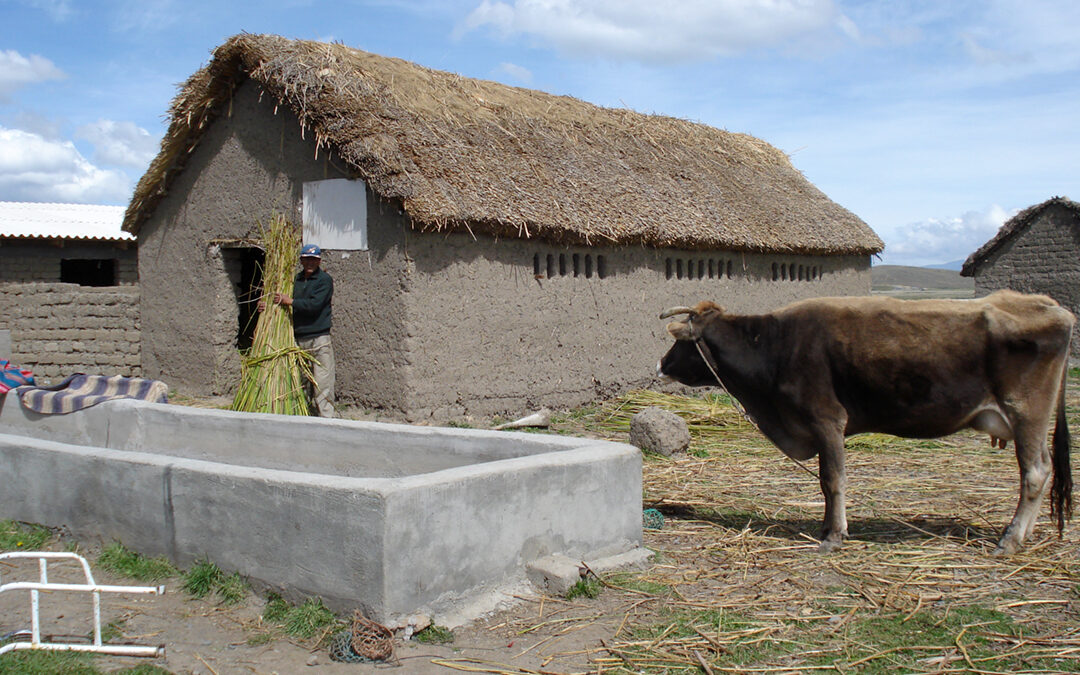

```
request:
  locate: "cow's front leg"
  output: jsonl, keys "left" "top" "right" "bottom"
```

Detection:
{"left": 817, "top": 434, "right": 848, "bottom": 552}
{"left": 995, "top": 421, "right": 1052, "bottom": 555}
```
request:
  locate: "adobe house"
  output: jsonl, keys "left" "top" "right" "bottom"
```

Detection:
{"left": 962, "top": 196, "right": 1080, "bottom": 356}
{"left": 0, "top": 202, "right": 136, "bottom": 285}
{"left": 124, "top": 33, "right": 883, "bottom": 420}
{"left": 0, "top": 201, "right": 140, "bottom": 381}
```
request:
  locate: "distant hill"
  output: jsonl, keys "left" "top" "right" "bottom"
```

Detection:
{"left": 871, "top": 265, "right": 974, "bottom": 299}
{"left": 924, "top": 260, "right": 964, "bottom": 271}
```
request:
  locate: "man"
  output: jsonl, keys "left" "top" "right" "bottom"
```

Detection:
{"left": 269, "top": 243, "right": 336, "bottom": 418}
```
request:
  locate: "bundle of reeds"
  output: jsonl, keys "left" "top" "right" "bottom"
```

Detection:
{"left": 230, "top": 214, "right": 313, "bottom": 415}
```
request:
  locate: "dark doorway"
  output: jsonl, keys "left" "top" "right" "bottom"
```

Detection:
{"left": 222, "top": 247, "right": 265, "bottom": 351}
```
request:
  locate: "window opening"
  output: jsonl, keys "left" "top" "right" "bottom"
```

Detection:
{"left": 596, "top": 255, "right": 607, "bottom": 279}
{"left": 584, "top": 254, "right": 594, "bottom": 278}
{"left": 546, "top": 254, "right": 556, "bottom": 279}
{"left": 559, "top": 254, "right": 567, "bottom": 276}
{"left": 60, "top": 259, "right": 117, "bottom": 287}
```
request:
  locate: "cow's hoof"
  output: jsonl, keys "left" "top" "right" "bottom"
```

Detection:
{"left": 992, "top": 541, "right": 1018, "bottom": 557}
{"left": 817, "top": 538, "right": 843, "bottom": 553}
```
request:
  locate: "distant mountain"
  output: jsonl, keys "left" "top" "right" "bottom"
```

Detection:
{"left": 924, "top": 260, "right": 965, "bottom": 271}
{"left": 871, "top": 265, "right": 974, "bottom": 299}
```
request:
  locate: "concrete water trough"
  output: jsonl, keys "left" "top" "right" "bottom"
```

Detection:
{"left": 0, "top": 395, "right": 643, "bottom": 623}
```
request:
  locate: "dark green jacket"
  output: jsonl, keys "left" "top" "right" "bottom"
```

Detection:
{"left": 292, "top": 268, "right": 333, "bottom": 339}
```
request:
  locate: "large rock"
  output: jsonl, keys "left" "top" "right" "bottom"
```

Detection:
{"left": 629, "top": 407, "right": 690, "bottom": 456}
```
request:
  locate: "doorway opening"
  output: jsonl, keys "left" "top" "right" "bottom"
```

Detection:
{"left": 222, "top": 247, "right": 265, "bottom": 351}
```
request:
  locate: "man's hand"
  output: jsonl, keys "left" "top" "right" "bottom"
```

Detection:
{"left": 257, "top": 294, "right": 292, "bottom": 311}
{"left": 273, "top": 292, "right": 293, "bottom": 307}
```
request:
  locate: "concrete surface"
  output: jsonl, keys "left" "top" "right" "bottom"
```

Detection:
{"left": 0, "top": 394, "right": 643, "bottom": 625}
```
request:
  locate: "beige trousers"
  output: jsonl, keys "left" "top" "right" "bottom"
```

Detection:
{"left": 297, "top": 334, "right": 336, "bottom": 418}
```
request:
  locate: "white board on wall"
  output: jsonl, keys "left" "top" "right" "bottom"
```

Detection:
{"left": 302, "top": 178, "right": 368, "bottom": 250}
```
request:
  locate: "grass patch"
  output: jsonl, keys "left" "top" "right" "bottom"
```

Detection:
{"left": 217, "top": 572, "right": 249, "bottom": 605}
{"left": 262, "top": 594, "right": 337, "bottom": 639}
{"left": 0, "top": 650, "right": 96, "bottom": 674}
{"left": 624, "top": 608, "right": 794, "bottom": 669}
{"left": 180, "top": 557, "right": 247, "bottom": 604}
{"left": 605, "top": 572, "right": 671, "bottom": 596}
{"left": 182, "top": 557, "right": 223, "bottom": 598}
{"left": 97, "top": 543, "right": 178, "bottom": 582}
{"left": 0, "top": 520, "right": 52, "bottom": 552}
{"left": 414, "top": 625, "right": 454, "bottom": 644}
{"left": 246, "top": 632, "right": 274, "bottom": 646}
{"left": 566, "top": 577, "right": 602, "bottom": 600}
{"left": 97, "top": 620, "right": 125, "bottom": 643}
{"left": 805, "top": 606, "right": 1023, "bottom": 673}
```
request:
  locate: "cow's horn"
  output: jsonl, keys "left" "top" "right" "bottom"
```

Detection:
{"left": 659, "top": 306, "right": 696, "bottom": 320}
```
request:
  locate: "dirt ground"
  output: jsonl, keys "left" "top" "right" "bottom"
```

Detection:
{"left": 4, "top": 387, "right": 1080, "bottom": 674}
{"left": 1, "top": 543, "right": 635, "bottom": 674}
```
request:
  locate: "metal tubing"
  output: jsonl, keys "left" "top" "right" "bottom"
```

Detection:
{"left": 0, "top": 642, "right": 166, "bottom": 657}
{"left": 0, "top": 551, "right": 165, "bottom": 659}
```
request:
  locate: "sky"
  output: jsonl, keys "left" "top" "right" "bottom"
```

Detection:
{"left": 1, "top": 0, "right": 1078, "bottom": 267}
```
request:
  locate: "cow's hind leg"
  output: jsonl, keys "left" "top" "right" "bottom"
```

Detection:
{"left": 995, "top": 421, "right": 1052, "bottom": 555}
{"left": 817, "top": 432, "right": 848, "bottom": 553}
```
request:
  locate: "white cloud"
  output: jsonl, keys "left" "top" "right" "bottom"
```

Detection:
{"left": 458, "top": 0, "right": 842, "bottom": 63}
{"left": 0, "top": 50, "right": 65, "bottom": 102}
{"left": 75, "top": 120, "right": 159, "bottom": 168}
{"left": 23, "top": 0, "right": 74, "bottom": 21}
{"left": 882, "top": 205, "right": 1012, "bottom": 267}
{"left": 495, "top": 61, "right": 533, "bottom": 83}
{"left": 0, "top": 127, "right": 131, "bottom": 203}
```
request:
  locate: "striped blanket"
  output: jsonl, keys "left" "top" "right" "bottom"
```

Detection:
{"left": 17, "top": 373, "right": 168, "bottom": 414}
{"left": 0, "top": 360, "right": 35, "bottom": 394}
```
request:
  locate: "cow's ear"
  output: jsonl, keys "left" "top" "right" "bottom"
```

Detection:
{"left": 667, "top": 320, "right": 695, "bottom": 340}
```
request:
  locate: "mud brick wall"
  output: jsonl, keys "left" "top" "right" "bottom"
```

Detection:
{"left": 0, "top": 282, "right": 141, "bottom": 384}
{"left": 972, "top": 203, "right": 1080, "bottom": 356}
{"left": 0, "top": 240, "right": 138, "bottom": 284}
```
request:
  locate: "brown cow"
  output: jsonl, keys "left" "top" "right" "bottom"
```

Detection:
{"left": 657, "top": 290, "right": 1074, "bottom": 554}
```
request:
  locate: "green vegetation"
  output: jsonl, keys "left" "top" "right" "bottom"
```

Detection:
{"left": 414, "top": 625, "right": 454, "bottom": 644}
{"left": 605, "top": 572, "right": 671, "bottom": 596}
{"left": 262, "top": 594, "right": 338, "bottom": 639}
{"left": 97, "top": 543, "right": 178, "bottom": 582}
{"left": 0, "top": 520, "right": 52, "bottom": 552}
{"left": 181, "top": 558, "right": 248, "bottom": 605}
{"left": 565, "top": 577, "right": 602, "bottom": 600}
{"left": 0, "top": 651, "right": 97, "bottom": 675}
{"left": 181, "top": 557, "right": 222, "bottom": 598}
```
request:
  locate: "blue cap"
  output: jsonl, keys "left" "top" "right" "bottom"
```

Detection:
{"left": 300, "top": 244, "right": 322, "bottom": 258}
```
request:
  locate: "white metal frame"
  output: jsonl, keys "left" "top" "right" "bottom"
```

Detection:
{"left": 0, "top": 551, "right": 165, "bottom": 657}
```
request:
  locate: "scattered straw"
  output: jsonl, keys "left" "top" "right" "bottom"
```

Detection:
{"left": 488, "top": 384, "right": 1080, "bottom": 674}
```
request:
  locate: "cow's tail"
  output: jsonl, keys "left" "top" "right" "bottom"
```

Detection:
{"left": 1051, "top": 358, "right": 1073, "bottom": 535}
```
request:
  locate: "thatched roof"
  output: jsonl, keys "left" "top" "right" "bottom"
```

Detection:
{"left": 124, "top": 33, "right": 882, "bottom": 255}
{"left": 961, "top": 196, "right": 1080, "bottom": 276}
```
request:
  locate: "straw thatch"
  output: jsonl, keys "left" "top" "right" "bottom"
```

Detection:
{"left": 961, "top": 195, "right": 1080, "bottom": 276}
{"left": 124, "top": 33, "right": 882, "bottom": 255}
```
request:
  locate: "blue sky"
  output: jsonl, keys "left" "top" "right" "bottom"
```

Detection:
{"left": 1, "top": 0, "right": 1077, "bottom": 266}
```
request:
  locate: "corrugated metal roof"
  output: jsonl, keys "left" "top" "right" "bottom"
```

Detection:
{"left": 0, "top": 201, "right": 133, "bottom": 241}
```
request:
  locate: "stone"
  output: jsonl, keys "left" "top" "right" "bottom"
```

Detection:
{"left": 629, "top": 407, "right": 690, "bottom": 456}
